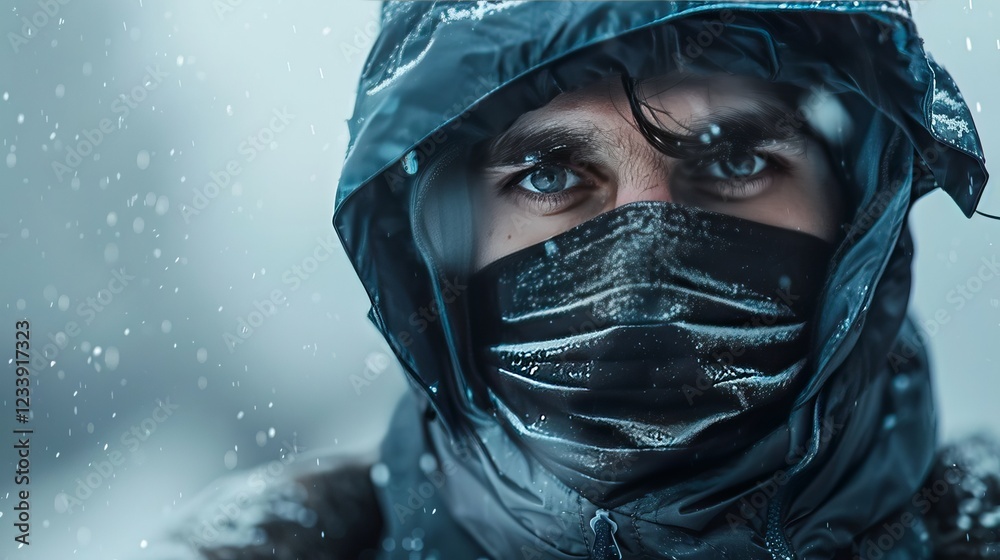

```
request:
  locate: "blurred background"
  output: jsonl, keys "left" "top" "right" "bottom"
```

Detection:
{"left": 0, "top": 1, "right": 997, "bottom": 559}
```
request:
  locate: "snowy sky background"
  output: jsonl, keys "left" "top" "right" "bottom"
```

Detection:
{"left": 0, "top": 1, "right": 997, "bottom": 559}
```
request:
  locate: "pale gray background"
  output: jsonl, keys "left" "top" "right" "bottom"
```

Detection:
{"left": 0, "top": 2, "right": 996, "bottom": 559}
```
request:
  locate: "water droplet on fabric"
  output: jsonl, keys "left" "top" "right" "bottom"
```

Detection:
{"left": 402, "top": 151, "right": 418, "bottom": 175}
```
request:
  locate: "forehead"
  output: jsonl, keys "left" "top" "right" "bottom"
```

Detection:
{"left": 478, "top": 72, "right": 811, "bottom": 171}
{"left": 513, "top": 73, "right": 796, "bottom": 130}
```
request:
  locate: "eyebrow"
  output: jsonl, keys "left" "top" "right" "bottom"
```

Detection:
{"left": 476, "top": 96, "right": 812, "bottom": 172}
{"left": 632, "top": 98, "right": 809, "bottom": 160}
{"left": 476, "top": 122, "right": 609, "bottom": 170}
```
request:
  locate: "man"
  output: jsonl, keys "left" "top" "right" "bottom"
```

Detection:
{"left": 141, "top": 2, "right": 998, "bottom": 558}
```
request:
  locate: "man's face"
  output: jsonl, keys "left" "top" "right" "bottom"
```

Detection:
{"left": 470, "top": 73, "right": 845, "bottom": 272}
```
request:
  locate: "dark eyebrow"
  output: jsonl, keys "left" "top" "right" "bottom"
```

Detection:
{"left": 475, "top": 123, "right": 608, "bottom": 170}
{"left": 475, "top": 87, "right": 813, "bottom": 172}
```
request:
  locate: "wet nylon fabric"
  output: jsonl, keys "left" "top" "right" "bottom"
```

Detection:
{"left": 330, "top": 2, "right": 991, "bottom": 558}
{"left": 334, "top": 0, "right": 988, "bottom": 434}
{"left": 466, "top": 201, "right": 834, "bottom": 505}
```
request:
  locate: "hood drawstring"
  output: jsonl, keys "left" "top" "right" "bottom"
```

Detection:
{"left": 590, "top": 510, "right": 623, "bottom": 560}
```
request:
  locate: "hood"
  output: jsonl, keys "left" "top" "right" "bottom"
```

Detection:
{"left": 332, "top": 2, "right": 989, "bottom": 558}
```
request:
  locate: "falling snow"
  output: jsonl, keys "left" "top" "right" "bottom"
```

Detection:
{"left": 2, "top": 2, "right": 995, "bottom": 558}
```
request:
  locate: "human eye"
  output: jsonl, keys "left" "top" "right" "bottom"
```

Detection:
{"left": 680, "top": 149, "right": 787, "bottom": 201}
{"left": 704, "top": 153, "right": 768, "bottom": 181}
{"left": 513, "top": 164, "right": 585, "bottom": 195}
{"left": 495, "top": 162, "right": 596, "bottom": 214}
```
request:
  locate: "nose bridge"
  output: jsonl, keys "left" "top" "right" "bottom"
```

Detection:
{"left": 611, "top": 136, "right": 674, "bottom": 207}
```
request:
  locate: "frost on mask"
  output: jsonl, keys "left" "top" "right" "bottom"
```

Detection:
{"left": 464, "top": 200, "right": 835, "bottom": 499}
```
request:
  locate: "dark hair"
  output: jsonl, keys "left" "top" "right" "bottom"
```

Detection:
{"left": 620, "top": 72, "right": 819, "bottom": 164}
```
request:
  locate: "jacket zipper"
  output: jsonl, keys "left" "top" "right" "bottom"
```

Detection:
{"left": 590, "top": 510, "right": 623, "bottom": 560}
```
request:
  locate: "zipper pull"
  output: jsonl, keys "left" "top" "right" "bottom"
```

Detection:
{"left": 590, "top": 509, "right": 623, "bottom": 560}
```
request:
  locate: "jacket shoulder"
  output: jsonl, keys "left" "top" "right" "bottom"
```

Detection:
{"left": 136, "top": 451, "right": 383, "bottom": 559}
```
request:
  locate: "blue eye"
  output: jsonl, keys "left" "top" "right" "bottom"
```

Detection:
{"left": 516, "top": 165, "right": 584, "bottom": 194}
{"left": 704, "top": 153, "right": 768, "bottom": 180}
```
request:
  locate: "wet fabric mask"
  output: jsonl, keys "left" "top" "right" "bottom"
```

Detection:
{"left": 465, "top": 201, "right": 836, "bottom": 505}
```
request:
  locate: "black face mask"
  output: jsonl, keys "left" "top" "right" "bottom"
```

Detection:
{"left": 465, "top": 201, "right": 836, "bottom": 505}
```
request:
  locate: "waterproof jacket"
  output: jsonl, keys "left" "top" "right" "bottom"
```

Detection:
{"left": 137, "top": 2, "right": 999, "bottom": 559}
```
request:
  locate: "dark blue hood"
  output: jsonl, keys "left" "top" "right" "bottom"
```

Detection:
{"left": 332, "top": 2, "right": 989, "bottom": 558}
